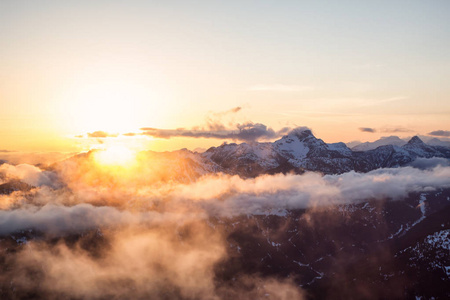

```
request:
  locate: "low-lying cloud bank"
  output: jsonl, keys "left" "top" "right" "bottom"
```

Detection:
{"left": 167, "top": 165, "right": 450, "bottom": 216}
{"left": 408, "top": 157, "right": 450, "bottom": 170}
{"left": 0, "top": 163, "right": 60, "bottom": 188}
{"left": 1, "top": 157, "right": 450, "bottom": 299}
{"left": 1, "top": 162, "right": 449, "bottom": 231}
{"left": 0, "top": 204, "right": 204, "bottom": 236}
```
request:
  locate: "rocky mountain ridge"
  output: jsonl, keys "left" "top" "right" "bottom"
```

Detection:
{"left": 199, "top": 128, "right": 450, "bottom": 177}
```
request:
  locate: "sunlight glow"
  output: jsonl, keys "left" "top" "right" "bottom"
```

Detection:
{"left": 93, "top": 145, "right": 136, "bottom": 167}
{"left": 59, "top": 73, "right": 169, "bottom": 136}
{"left": 69, "top": 81, "right": 149, "bottom": 133}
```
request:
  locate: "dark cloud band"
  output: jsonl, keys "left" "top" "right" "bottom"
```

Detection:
{"left": 428, "top": 130, "right": 450, "bottom": 137}
{"left": 140, "top": 123, "right": 291, "bottom": 142}
{"left": 359, "top": 127, "right": 376, "bottom": 133}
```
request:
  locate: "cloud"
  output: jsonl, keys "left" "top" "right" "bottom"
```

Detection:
{"left": 6, "top": 221, "right": 305, "bottom": 299}
{"left": 2, "top": 153, "right": 450, "bottom": 299}
{"left": 0, "top": 177, "right": 307, "bottom": 299}
{"left": 247, "top": 84, "right": 314, "bottom": 92}
{"left": 428, "top": 130, "right": 450, "bottom": 137}
{"left": 27, "top": 151, "right": 450, "bottom": 217}
{"left": 235, "top": 123, "right": 289, "bottom": 141}
{"left": 140, "top": 122, "right": 291, "bottom": 142}
{"left": 123, "top": 132, "right": 137, "bottom": 137}
{"left": 408, "top": 157, "right": 450, "bottom": 170}
{"left": 359, "top": 127, "right": 376, "bottom": 133}
{"left": 0, "top": 163, "right": 60, "bottom": 188}
{"left": 5, "top": 158, "right": 450, "bottom": 227}
{"left": 33, "top": 153, "right": 450, "bottom": 218}
{"left": 0, "top": 204, "right": 126, "bottom": 236}
{"left": 381, "top": 127, "right": 414, "bottom": 133}
{"left": 87, "top": 131, "right": 118, "bottom": 138}
{"left": 0, "top": 203, "right": 205, "bottom": 236}
{"left": 6, "top": 219, "right": 227, "bottom": 299}
{"left": 158, "top": 166, "right": 450, "bottom": 216}
{"left": 230, "top": 106, "right": 242, "bottom": 113}
{"left": 78, "top": 107, "right": 244, "bottom": 141}
{"left": 204, "top": 106, "right": 242, "bottom": 131}
{"left": 75, "top": 107, "right": 292, "bottom": 144}
{"left": 213, "top": 106, "right": 241, "bottom": 115}
{"left": 359, "top": 96, "right": 408, "bottom": 107}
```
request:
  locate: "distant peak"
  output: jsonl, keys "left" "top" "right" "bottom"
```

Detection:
{"left": 407, "top": 136, "right": 424, "bottom": 145}
{"left": 380, "top": 136, "right": 403, "bottom": 141}
{"left": 428, "top": 138, "right": 441, "bottom": 142}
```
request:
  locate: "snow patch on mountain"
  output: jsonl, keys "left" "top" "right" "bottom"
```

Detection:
{"left": 273, "top": 134, "right": 310, "bottom": 167}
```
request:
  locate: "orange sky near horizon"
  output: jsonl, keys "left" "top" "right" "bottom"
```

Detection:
{"left": 1, "top": 1, "right": 449, "bottom": 152}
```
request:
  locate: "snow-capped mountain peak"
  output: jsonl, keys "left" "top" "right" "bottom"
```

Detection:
{"left": 201, "top": 129, "right": 450, "bottom": 177}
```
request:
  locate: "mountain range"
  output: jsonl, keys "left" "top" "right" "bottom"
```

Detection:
{"left": 351, "top": 135, "right": 450, "bottom": 151}
{"left": 1, "top": 128, "right": 450, "bottom": 299}
{"left": 144, "top": 128, "right": 450, "bottom": 180}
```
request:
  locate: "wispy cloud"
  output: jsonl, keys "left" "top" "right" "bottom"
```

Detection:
{"left": 381, "top": 127, "right": 414, "bottom": 133}
{"left": 359, "top": 96, "right": 408, "bottom": 107}
{"left": 74, "top": 131, "right": 119, "bottom": 138}
{"left": 277, "top": 110, "right": 363, "bottom": 118}
{"left": 217, "top": 106, "right": 241, "bottom": 114}
{"left": 247, "top": 84, "right": 314, "bottom": 92}
{"left": 204, "top": 106, "right": 242, "bottom": 131}
{"left": 123, "top": 132, "right": 137, "bottom": 137}
{"left": 87, "top": 131, "right": 118, "bottom": 138}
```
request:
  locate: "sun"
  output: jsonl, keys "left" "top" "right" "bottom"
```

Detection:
{"left": 93, "top": 145, "right": 137, "bottom": 167}
{"left": 59, "top": 75, "right": 168, "bottom": 135}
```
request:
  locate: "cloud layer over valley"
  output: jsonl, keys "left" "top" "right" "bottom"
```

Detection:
{"left": 1, "top": 154, "right": 450, "bottom": 299}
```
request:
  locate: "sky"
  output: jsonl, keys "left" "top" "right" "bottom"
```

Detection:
{"left": 1, "top": 0, "right": 449, "bottom": 152}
